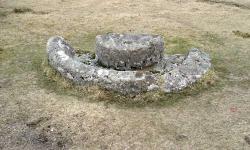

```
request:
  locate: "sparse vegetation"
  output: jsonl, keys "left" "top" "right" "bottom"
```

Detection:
{"left": 13, "top": 7, "right": 33, "bottom": 13}
{"left": 0, "top": 47, "right": 3, "bottom": 53}
{"left": 41, "top": 60, "right": 74, "bottom": 89}
{"left": 202, "top": 32, "right": 225, "bottom": 45}
{"left": 165, "top": 37, "right": 194, "bottom": 54}
{"left": 0, "top": 10, "right": 8, "bottom": 17}
{"left": 12, "top": 7, "right": 48, "bottom": 15}
{"left": 233, "top": 30, "right": 250, "bottom": 38}
{"left": 70, "top": 31, "right": 113, "bottom": 53}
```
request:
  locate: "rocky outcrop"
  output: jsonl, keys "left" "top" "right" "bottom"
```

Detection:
{"left": 46, "top": 35, "right": 212, "bottom": 95}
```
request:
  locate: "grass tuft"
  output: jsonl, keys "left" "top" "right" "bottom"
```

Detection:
{"left": 0, "top": 47, "right": 3, "bottom": 53}
{"left": 201, "top": 32, "right": 225, "bottom": 46}
{"left": 13, "top": 7, "right": 33, "bottom": 14}
{"left": 38, "top": 58, "right": 101, "bottom": 99}
{"left": 233, "top": 30, "right": 250, "bottom": 39}
{"left": 0, "top": 10, "right": 8, "bottom": 17}
{"left": 41, "top": 59, "right": 74, "bottom": 89}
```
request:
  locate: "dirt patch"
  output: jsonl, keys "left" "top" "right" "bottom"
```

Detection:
{"left": 24, "top": 124, "right": 73, "bottom": 149}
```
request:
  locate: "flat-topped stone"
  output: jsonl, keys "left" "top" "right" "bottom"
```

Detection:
{"left": 96, "top": 33, "right": 164, "bottom": 70}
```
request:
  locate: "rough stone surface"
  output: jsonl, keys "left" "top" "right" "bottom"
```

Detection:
{"left": 96, "top": 33, "right": 164, "bottom": 70}
{"left": 162, "top": 48, "right": 211, "bottom": 92}
{"left": 154, "top": 54, "right": 185, "bottom": 74}
{"left": 47, "top": 36, "right": 159, "bottom": 95}
{"left": 47, "top": 36, "right": 212, "bottom": 95}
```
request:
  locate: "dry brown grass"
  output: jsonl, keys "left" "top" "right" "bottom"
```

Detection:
{"left": 1, "top": 0, "right": 250, "bottom": 149}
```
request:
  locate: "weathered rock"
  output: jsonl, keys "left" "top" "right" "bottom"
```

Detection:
{"left": 47, "top": 36, "right": 159, "bottom": 95}
{"left": 96, "top": 33, "right": 164, "bottom": 70}
{"left": 46, "top": 36, "right": 212, "bottom": 95}
{"left": 154, "top": 54, "right": 185, "bottom": 74}
{"left": 162, "top": 48, "right": 211, "bottom": 92}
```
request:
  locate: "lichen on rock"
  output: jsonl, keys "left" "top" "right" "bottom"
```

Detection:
{"left": 46, "top": 35, "right": 212, "bottom": 95}
{"left": 96, "top": 33, "right": 164, "bottom": 70}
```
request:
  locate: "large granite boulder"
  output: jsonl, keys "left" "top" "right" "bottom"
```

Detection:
{"left": 96, "top": 33, "right": 164, "bottom": 70}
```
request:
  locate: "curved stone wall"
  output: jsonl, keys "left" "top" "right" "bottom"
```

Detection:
{"left": 47, "top": 36, "right": 211, "bottom": 95}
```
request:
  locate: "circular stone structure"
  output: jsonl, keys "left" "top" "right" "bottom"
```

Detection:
{"left": 46, "top": 35, "right": 212, "bottom": 95}
{"left": 96, "top": 33, "right": 164, "bottom": 70}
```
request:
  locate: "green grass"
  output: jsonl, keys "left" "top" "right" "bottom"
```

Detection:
{"left": 69, "top": 30, "right": 113, "bottom": 53}
{"left": 164, "top": 37, "right": 194, "bottom": 54}
{"left": 201, "top": 32, "right": 225, "bottom": 46}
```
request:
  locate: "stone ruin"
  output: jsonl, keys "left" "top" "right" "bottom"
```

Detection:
{"left": 47, "top": 33, "right": 211, "bottom": 95}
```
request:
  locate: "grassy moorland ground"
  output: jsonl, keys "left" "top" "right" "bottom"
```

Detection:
{"left": 0, "top": 0, "right": 250, "bottom": 149}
